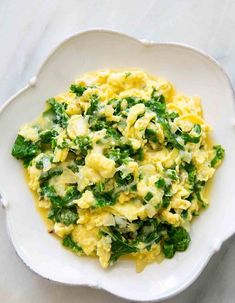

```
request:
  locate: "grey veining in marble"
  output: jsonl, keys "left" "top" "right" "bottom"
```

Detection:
{"left": 1, "top": 1, "right": 235, "bottom": 302}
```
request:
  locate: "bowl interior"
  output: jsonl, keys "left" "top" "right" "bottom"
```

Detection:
{"left": 0, "top": 30, "right": 235, "bottom": 301}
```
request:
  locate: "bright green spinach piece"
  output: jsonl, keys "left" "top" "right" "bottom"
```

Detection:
{"left": 70, "top": 84, "right": 88, "bottom": 96}
{"left": 211, "top": 145, "right": 225, "bottom": 167}
{"left": 62, "top": 234, "right": 83, "bottom": 253}
{"left": 11, "top": 135, "right": 41, "bottom": 166}
{"left": 48, "top": 206, "right": 78, "bottom": 226}
{"left": 102, "top": 228, "right": 138, "bottom": 264}
{"left": 46, "top": 98, "right": 69, "bottom": 128}
{"left": 74, "top": 136, "right": 92, "bottom": 156}
{"left": 39, "top": 167, "right": 63, "bottom": 182}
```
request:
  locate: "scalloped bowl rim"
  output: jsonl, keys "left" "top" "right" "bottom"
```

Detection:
{"left": 0, "top": 29, "right": 235, "bottom": 302}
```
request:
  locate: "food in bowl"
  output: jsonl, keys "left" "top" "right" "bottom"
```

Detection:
{"left": 11, "top": 69, "right": 224, "bottom": 271}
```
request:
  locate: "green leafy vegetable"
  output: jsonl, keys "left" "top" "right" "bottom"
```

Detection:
{"left": 107, "top": 98, "right": 123, "bottom": 115}
{"left": 158, "top": 117, "right": 184, "bottom": 150}
{"left": 40, "top": 184, "right": 63, "bottom": 206}
{"left": 102, "top": 228, "right": 138, "bottom": 264}
{"left": 88, "top": 115, "right": 111, "bottom": 131}
{"left": 39, "top": 167, "right": 63, "bottom": 183}
{"left": 70, "top": 84, "right": 88, "bottom": 96}
{"left": 166, "top": 169, "right": 178, "bottom": 181}
{"left": 35, "top": 155, "right": 52, "bottom": 169}
{"left": 46, "top": 98, "right": 69, "bottom": 128}
{"left": 124, "top": 72, "right": 132, "bottom": 78}
{"left": 86, "top": 95, "right": 99, "bottom": 115}
{"left": 145, "top": 89, "right": 166, "bottom": 117}
{"left": 162, "top": 196, "right": 171, "bottom": 208}
{"left": 155, "top": 178, "right": 172, "bottom": 208}
{"left": 115, "top": 171, "right": 134, "bottom": 186}
{"left": 74, "top": 136, "right": 92, "bottom": 156}
{"left": 183, "top": 162, "right": 196, "bottom": 185}
{"left": 41, "top": 184, "right": 80, "bottom": 207}
{"left": 167, "top": 112, "right": 179, "bottom": 121}
{"left": 124, "top": 96, "right": 143, "bottom": 109}
{"left": 11, "top": 135, "right": 41, "bottom": 165}
{"left": 62, "top": 234, "right": 83, "bottom": 253}
{"left": 168, "top": 226, "right": 191, "bottom": 251}
{"left": 94, "top": 191, "right": 116, "bottom": 208}
{"left": 163, "top": 240, "right": 175, "bottom": 258}
{"left": 211, "top": 145, "right": 225, "bottom": 167}
{"left": 144, "top": 192, "right": 153, "bottom": 202}
{"left": 67, "top": 163, "right": 80, "bottom": 173}
{"left": 145, "top": 128, "right": 158, "bottom": 143}
{"left": 181, "top": 210, "right": 188, "bottom": 219}
{"left": 48, "top": 206, "right": 78, "bottom": 226}
{"left": 182, "top": 162, "right": 206, "bottom": 205}
{"left": 39, "top": 130, "right": 58, "bottom": 144}
{"left": 136, "top": 218, "right": 161, "bottom": 250}
{"left": 106, "top": 127, "right": 122, "bottom": 140}
{"left": 63, "top": 186, "right": 81, "bottom": 204}
{"left": 181, "top": 124, "right": 201, "bottom": 144}
{"left": 155, "top": 177, "right": 166, "bottom": 189}
{"left": 162, "top": 226, "right": 191, "bottom": 258}
{"left": 106, "top": 148, "right": 130, "bottom": 165}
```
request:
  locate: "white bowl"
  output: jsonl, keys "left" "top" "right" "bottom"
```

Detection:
{"left": 0, "top": 29, "right": 235, "bottom": 302}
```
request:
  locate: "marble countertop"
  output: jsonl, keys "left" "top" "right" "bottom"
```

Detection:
{"left": 1, "top": 1, "right": 235, "bottom": 302}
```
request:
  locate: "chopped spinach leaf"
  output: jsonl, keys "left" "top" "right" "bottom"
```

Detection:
{"left": 124, "top": 96, "right": 143, "bottom": 108}
{"left": 74, "top": 136, "right": 92, "bottom": 156}
{"left": 167, "top": 112, "right": 179, "bottom": 121}
{"left": 11, "top": 135, "right": 41, "bottom": 165}
{"left": 162, "top": 196, "right": 171, "bottom": 208}
{"left": 211, "top": 145, "right": 225, "bottom": 167}
{"left": 163, "top": 240, "right": 175, "bottom": 258}
{"left": 39, "top": 167, "right": 63, "bottom": 183}
{"left": 36, "top": 155, "right": 52, "bottom": 169}
{"left": 46, "top": 98, "right": 69, "bottom": 128}
{"left": 115, "top": 171, "right": 134, "bottom": 186}
{"left": 145, "top": 128, "right": 158, "bottom": 143}
{"left": 181, "top": 124, "right": 201, "bottom": 144}
{"left": 48, "top": 206, "right": 78, "bottom": 226}
{"left": 158, "top": 117, "right": 184, "bottom": 150}
{"left": 155, "top": 177, "right": 166, "bottom": 189}
{"left": 40, "top": 184, "right": 63, "bottom": 206}
{"left": 62, "top": 234, "right": 83, "bottom": 253}
{"left": 94, "top": 191, "right": 116, "bottom": 208}
{"left": 67, "top": 163, "right": 80, "bottom": 173}
{"left": 63, "top": 186, "right": 81, "bottom": 204}
{"left": 41, "top": 184, "right": 80, "bottom": 207}
{"left": 124, "top": 72, "right": 132, "bottom": 78}
{"left": 39, "top": 130, "right": 58, "bottom": 144}
{"left": 132, "top": 218, "right": 162, "bottom": 251}
{"left": 168, "top": 226, "right": 191, "bottom": 251}
{"left": 144, "top": 192, "right": 153, "bottom": 202}
{"left": 88, "top": 115, "right": 111, "bottom": 131}
{"left": 106, "top": 147, "right": 130, "bottom": 165}
{"left": 166, "top": 169, "right": 178, "bottom": 181}
{"left": 70, "top": 84, "right": 88, "bottom": 96}
{"left": 181, "top": 210, "right": 188, "bottom": 219}
{"left": 106, "top": 127, "right": 122, "bottom": 140}
{"left": 183, "top": 162, "right": 196, "bottom": 185}
{"left": 162, "top": 226, "right": 191, "bottom": 258}
{"left": 102, "top": 227, "right": 138, "bottom": 264}
{"left": 155, "top": 177, "right": 172, "bottom": 208}
{"left": 86, "top": 94, "right": 99, "bottom": 115}
{"left": 145, "top": 90, "right": 166, "bottom": 117}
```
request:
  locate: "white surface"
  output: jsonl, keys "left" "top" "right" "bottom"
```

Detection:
{"left": 1, "top": 1, "right": 235, "bottom": 303}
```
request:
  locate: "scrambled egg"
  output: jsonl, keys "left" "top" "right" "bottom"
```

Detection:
{"left": 12, "top": 69, "right": 224, "bottom": 272}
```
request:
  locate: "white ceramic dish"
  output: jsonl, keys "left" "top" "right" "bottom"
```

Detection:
{"left": 0, "top": 29, "right": 235, "bottom": 302}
